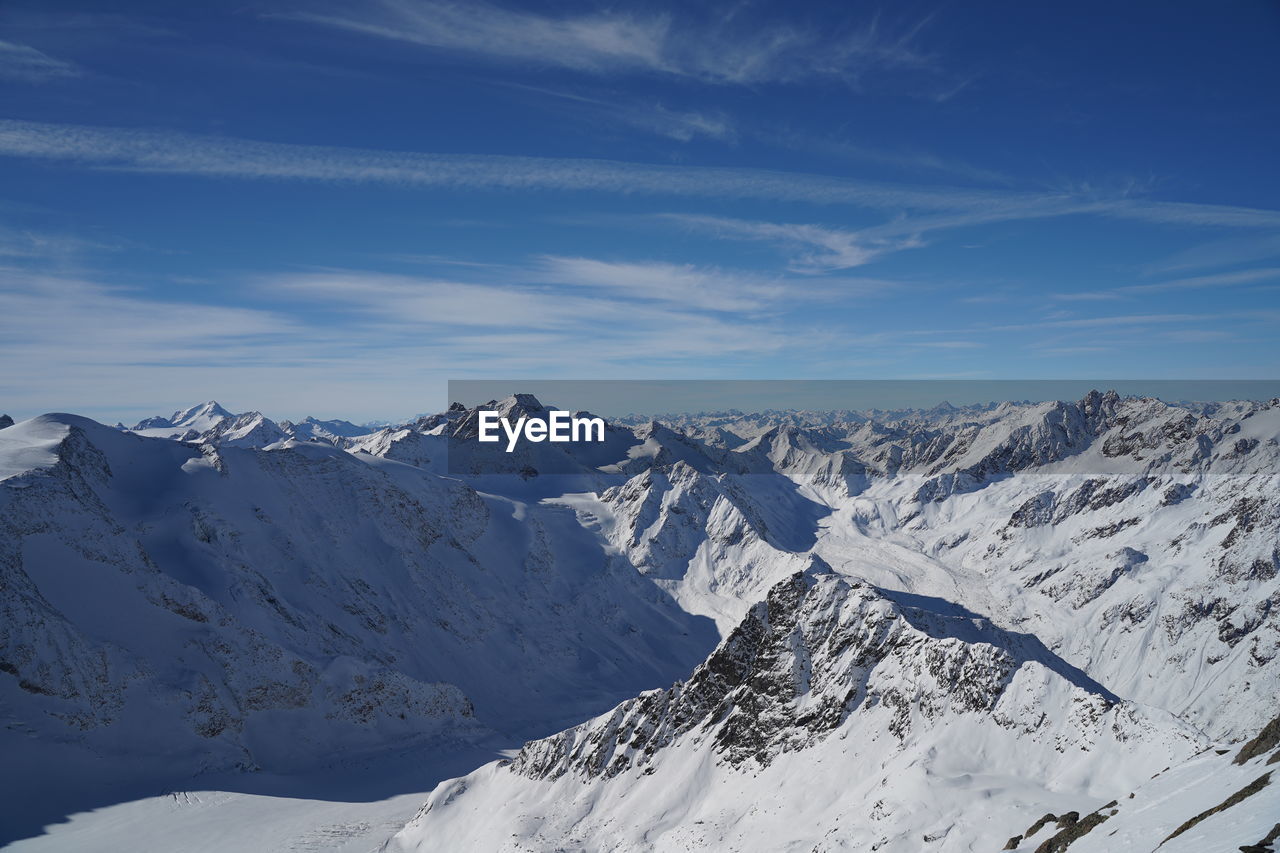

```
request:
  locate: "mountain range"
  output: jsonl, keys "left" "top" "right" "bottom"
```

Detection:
{"left": 1, "top": 390, "right": 1277, "bottom": 851}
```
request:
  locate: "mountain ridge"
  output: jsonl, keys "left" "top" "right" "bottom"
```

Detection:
{"left": 3, "top": 390, "right": 1277, "bottom": 850}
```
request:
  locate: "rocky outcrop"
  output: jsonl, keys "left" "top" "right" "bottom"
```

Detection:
{"left": 511, "top": 563, "right": 1126, "bottom": 782}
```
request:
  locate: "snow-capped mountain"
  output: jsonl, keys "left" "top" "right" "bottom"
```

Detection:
{"left": 0, "top": 411, "right": 715, "bottom": 839}
{"left": 390, "top": 565, "right": 1203, "bottom": 853}
{"left": 130, "top": 400, "right": 235, "bottom": 439}
{"left": 595, "top": 460, "right": 823, "bottom": 629}
{"left": 3, "top": 390, "right": 1278, "bottom": 851}
{"left": 585, "top": 391, "right": 1280, "bottom": 738}
{"left": 127, "top": 402, "right": 371, "bottom": 448}
{"left": 278, "top": 416, "right": 372, "bottom": 442}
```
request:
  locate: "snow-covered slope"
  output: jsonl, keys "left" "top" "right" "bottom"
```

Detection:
{"left": 391, "top": 565, "right": 1205, "bottom": 852}
{"left": 130, "top": 401, "right": 235, "bottom": 440}
{"left": 0, "top": 412, "right": 716, "bottom": 842}
{"left": 594, "top": 461, "right": 826, "bottom": 629}
{"left": 997, "top": 714, "right": 1280, "bottom": 852}
{"left": 598, "top": 391, "right": 1280, "bottom": 740}
{"left": 6, "top": 390, "right": 1278, "bottom": 851}
{"left": 836, "top": 397, "right": 1280, "bottom": 739}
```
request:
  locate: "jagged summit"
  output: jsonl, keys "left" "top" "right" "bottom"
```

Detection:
{"left": 171, "top": 400, "right": 232, "bottom": 427}
{"left": 506, "top": 392, "right": 546, "bottom": 410}
{"left": 283, "top": 416, "right": 369, "bottom": 439}
{"left": 128, "top": 400, "right": 231, "bottom": 433}
{"left": 447, "top": 394, "right": 550, "bottom": 438}
{"left": 393, "top": 565, "right": 1203, "bottom": 852}
{"left": 6, "top": 390, "right": 1280, "bottom": 850}
{"left": 509, "top": 561, "right": 1133, "bottom": 782}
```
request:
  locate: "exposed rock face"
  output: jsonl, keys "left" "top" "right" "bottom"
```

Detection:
{"left": 511, "top": 564, "right": 1128, "bottom": 783}
{"left": 392, "top": 562, "right": 1203, "bottom": 853}
{"left": 1236, "top": 714, "right": 1280, "bottom": 765}
{"left": 9, "top": 391, "right": 1280, "bottom": 851}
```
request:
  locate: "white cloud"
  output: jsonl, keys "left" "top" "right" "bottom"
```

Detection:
{"left": 4, "top": 120, "right": 1280, "bottom": 235}
{"left": 1144, "top": 233, "right": 1280, "bottom": 275}
{"left": 277, "top": 0, "right": 936, "bottom": 86}
{"left": 0, "top": 257, "right": 930, "bottom": 422}
{"left": 662, "top": 214, "right": 925, "bottom": 272}
{"left": 0, "top": 226, "right": 121, "bottom": 261}
{"left": 911, "top": 340, "right": 985, "bottom": 349}
{"left": 757, "top": 128, "right": 1010, "bottom": 185}
{"left": 0, "top": 119, "right": 1009, "bottom": 213}
{"left": 624, "top": 104, "right": 735, "bottom": 143}
{"left": 0, "top": 40, "right": 78, "bottom": 82}
{"left": 0, "top": 270, "right": 294, "bottom": 354}
{"left": 530, "top": 257, "right": 784, "bottom": 312}
{"left": 501, "top": 84, "right": 736, "bottom": 143}
{"left": 0, "top": 265, "right": 798, "bottom": 420}
{"left": 596, "top": 102, "right": 735, "bottom": 143}
{"left": 282, "top": 2, "right": 671, "bottom": 76}
{"left": 7, "top": 260, "right": 1265, "bottom": 423}
{"left": 264, "top": 267, "right": 802, "bottom": 355}
{"left": 1120, "top": 267, "right": 1280, "bottom": 294}
{"left": 1053, "top": 267, "right": 1280, "bottom": 300}
{"left": 990, "top": 310, "right": 1280, "bottom": 332}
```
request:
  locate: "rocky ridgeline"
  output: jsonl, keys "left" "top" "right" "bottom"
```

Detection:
{"left": 511, "top": 562, "right": 1126, "bottom": 782}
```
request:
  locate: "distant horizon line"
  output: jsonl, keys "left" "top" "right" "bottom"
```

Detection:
{"left": 8, "top": 379, "right": 1280, "bottom": 430}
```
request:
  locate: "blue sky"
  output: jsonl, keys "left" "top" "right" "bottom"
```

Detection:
{"left": 1, "top": 1, "right": 1279, "bottom": 422}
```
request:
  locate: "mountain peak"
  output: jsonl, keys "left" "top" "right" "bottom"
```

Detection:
{"left": 505, "top": 393, "right": 545, "bottom": 411}
{"left": 171, "top": 400, "right": 233, "bottom": 427}
{"left": 505, "top": 566, "right": 1167, "bottom": 787}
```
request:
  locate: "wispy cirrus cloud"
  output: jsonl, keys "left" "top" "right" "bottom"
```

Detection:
{"left": 618, "top": 104, "right": 735, "bottom": 142}
{"left": 504, "top": 84, "right": 736, "bottom": 143}
{"left": 668, "top": 205, "right": 1280, "bottom": 276}
{"left": 1053, "top": 267, "right": 1280, "bottom": 300}
{"left": 1144, "top": 233, "right": 1280, "bottom": 276}
{"left": 757, "top": 127, "right": 1010, "bottom": 185}
{"left": 3, "top": 260, "right": 1269, "bottom": 421}
{"left": 269, "top": 253, "right": 892, "bottom": 323}
{"left": 0, "top": 269, "right": 296, "bottom": 365}
{"left": 3, "top": 120, "right": 1280, "bottom": 236}
{"left": 263, "top": 266, "right": 809, "bottom": 365}
{"left": 0, "top": 119, "right": 1008, "bottom": 211}
{"left": 0, "top": 264, "right": 799, "bottom": 419}
{"left": 661, "top": 214, "right": 926, "bottom": 272}
{"left": 0, "top": 225, "right": 121, "bottom": 261}
{"left": 275, "top": 0, "right": 938, "bottom": 87}
{"left": 989, "top": 310, "right": 1280, "bottom": 332}
{"left": 0, "top": 40, "right": 78, "bottom": 82}
{"left": 530, "top": 256, "right": 783, "bottom": 312}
